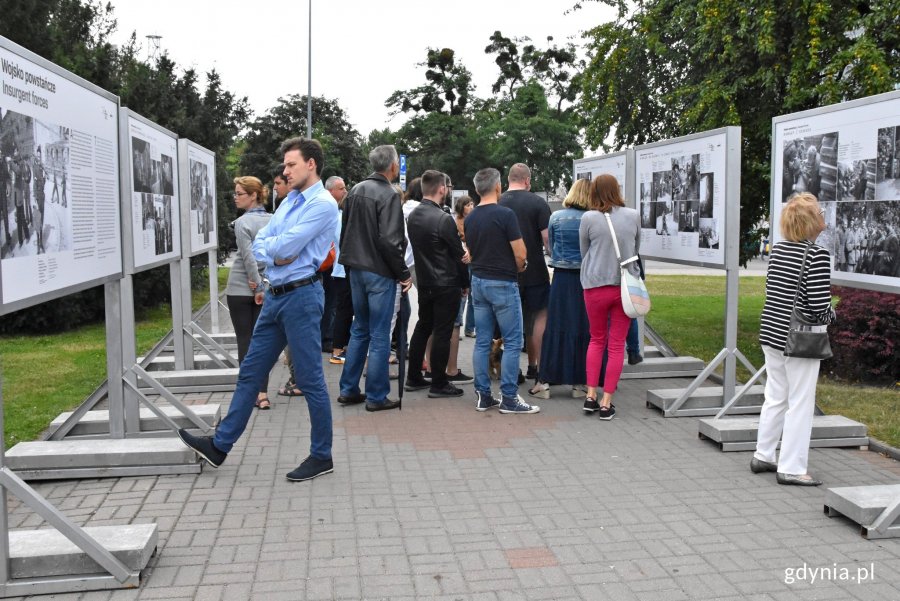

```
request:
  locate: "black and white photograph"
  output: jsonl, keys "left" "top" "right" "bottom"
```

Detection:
{"left": 699, "top": 172, "right": 714, "bottom": 217}
{"left": 651, "top": 170, "right": 672, "bottom": 205}
{"left": 654, "top": 200, "right": 676, "bottom": 236}
{"left": 837, "top": 159, "right": 875, "bottom": 201}
{"left": 142, "top": 193, "right": 174, "bottom": 256}
{"left": 576, "top": 171, "right": 592, "bottom": 181}
{"left": 1, "top": 108, "right": 72, "bottom": 260}
{"left": 678, "top": 200, "right": 699, "bottom": 233}
{"left": 131, "top": 136, "right": 152, "bottom": 194}
{"left": 876, "top": 126, "right": 900, "bottom": 200}
{"left": 160, "top": 154, "right": 174, "bottom": 196}
{"left": 639, "top": 183, "right": 654, "bottom": 228}
{"left": 671, "top": 154, "right": 700, "bottom": 200}
{"left": 190, "top": 158, "right": 214, "bottom": 245}
{"left": 833, "top": 200, "right": 900, "bottom": 277}
{"left": 781, "top": 132, "right": 838, "bottom": 203}
{"left": 698, "top": 218, "right": 719, "bottom": 249}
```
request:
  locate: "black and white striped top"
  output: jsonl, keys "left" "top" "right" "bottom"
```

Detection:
{"left": 759, "top": 240, "right": 836, "bottom": 351}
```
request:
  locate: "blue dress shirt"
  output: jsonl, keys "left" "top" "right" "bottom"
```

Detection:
{"left": 252, "top": 180, "right": 338, "bottom": 286}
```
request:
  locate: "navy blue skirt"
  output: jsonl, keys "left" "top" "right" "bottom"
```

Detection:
{"left": 538, "top": 268, "right": 589, "bottom": 385}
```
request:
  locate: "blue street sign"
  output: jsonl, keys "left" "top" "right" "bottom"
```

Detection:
{"left": 399, "top": 154, "right": 407, "bottom": 175}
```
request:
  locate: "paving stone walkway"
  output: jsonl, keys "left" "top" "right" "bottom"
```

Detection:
{"left": 6, "top": 336, "right": 900, "bottom": 601}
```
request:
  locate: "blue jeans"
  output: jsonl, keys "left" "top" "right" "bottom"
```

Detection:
{"left": 471, "top": 275, "right": 523, "bottom": 399}
{"left": 214, "top": 281, "right": 332, "bottom": 459}
{"left": 339, "top": 269, "right": 397, "bottom": 403}
{"left": 626, "top": 318, "right": 640, "bottom": 355}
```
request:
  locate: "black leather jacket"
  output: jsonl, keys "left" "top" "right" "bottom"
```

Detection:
{"left": 407, "top": 199, "right": 468, "bottom": 288}
{"left": 338, "top": 173, "right": 410, "bottom": 281}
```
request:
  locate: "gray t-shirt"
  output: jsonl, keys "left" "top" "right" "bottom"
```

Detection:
{"left": 579, "top": 207, "right": 641, "bottom": 289}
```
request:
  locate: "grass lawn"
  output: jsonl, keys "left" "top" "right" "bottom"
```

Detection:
{"left": 0, "top": 269, "right": 226, "bottom": 448}
{"left": 646, "top": 275, "right": 899, "bottom": 448}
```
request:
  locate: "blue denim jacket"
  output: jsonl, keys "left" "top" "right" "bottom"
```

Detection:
{"left": 548, "top": 207, "right": 587, "bottom": 269}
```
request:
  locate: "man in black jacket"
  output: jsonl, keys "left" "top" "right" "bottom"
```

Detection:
{"left": 404, "top": 170, "right": 469, "bottom": 398}
{"left": 337, "top": 145, "right": 411, "bottom": 412}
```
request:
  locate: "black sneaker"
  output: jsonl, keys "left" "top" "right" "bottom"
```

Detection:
{"left": 525, "top": 365, "right": 537, "bottom": 380}
{"left": 428, "top": 383, "right": 464, "bottom": 398}
{"left": 447, "top": 370, "right": 474, "bottom": 384}
{"left": 178, "top": 429, "right": 226, "bottom": 468}
{"left": 337, "top": 393, "right": 366, "bottom": 405}
{"left": 517, "top": 370, "right": 526, "bottom": 385}
{"left": 286, "top": 455, "right": 334, "bottom": 481}
{"left": 627, "top": 353, "right": 644, "bottom": 366}
{"left": 423, "top": 371, "right": 433, "bottom": 382}
{"left": 597, "top": 404, "right": 616, "bottom": 420}
{"left": 475, "top": 390, "right": 501, "bottom": 411}
{"left": 583, "top": 398, "right": 600, "bottom": 414}
{"left": 404, "top": 378, "right": 431, "bottom": 391}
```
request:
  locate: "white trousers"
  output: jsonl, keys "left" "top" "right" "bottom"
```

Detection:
{"left": 754, "top": 345, "right": 821, "bottom": 475}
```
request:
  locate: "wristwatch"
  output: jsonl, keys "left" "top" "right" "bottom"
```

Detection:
{"left": 522, "top": 259, "right": 529, "bottom": 270}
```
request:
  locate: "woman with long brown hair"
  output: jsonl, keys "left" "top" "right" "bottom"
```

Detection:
{"left": 579, "top": 175, "right": 641, "bottom": 419}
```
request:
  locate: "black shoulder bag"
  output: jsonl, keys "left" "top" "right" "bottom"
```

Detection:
{"left": 783, "top": 243, "right": 833, "bottom": 360}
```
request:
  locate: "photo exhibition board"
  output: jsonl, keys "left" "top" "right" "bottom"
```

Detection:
{"left": 634, "top": 130, "right": 730, "bottom": 268}
{"left": 771, "top": 91, "right": 900, "bottom": 293}
{"left": 0, "top": 36, "right": 121, "bottom": 315}
{"left": 573, "top": 151, "right": 629, "bottom": 202}
{"left": 121, "top": 109, "right": 181, "bottom": 273}
{"left": 178, "top": 139, "right": 217, "bottom": 257}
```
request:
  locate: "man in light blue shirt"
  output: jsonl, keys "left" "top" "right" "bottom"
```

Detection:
{"left": 179, "top": 137, "right": 338, "bottom": 482}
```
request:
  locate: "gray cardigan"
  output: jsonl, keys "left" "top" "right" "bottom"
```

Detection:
{"left": 579, "top": 206, "right": 641, "bottom": 289}
{"left": 225, "top": 210, "right": 272, "bottom": 296}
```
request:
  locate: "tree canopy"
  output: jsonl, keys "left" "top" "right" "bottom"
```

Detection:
{"left": 577, "top": 0, "right": 899, "bottom": 261}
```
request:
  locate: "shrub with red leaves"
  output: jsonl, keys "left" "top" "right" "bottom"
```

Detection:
{"left": 823, "top": 286, "right": 900, "bottom": 383}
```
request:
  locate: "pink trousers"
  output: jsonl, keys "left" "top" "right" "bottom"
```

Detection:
{"left": 583, "top": 286, "right": 631, "bottom": 394}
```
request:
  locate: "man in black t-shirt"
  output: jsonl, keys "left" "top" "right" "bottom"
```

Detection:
{"left": 499, "top": 163, "right": 551, "bottom": 382}
{"left": 465, "top": 168, "right": 539, "bottom": 414}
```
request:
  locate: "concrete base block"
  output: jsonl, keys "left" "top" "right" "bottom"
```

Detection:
{"left": 698, "top": 415, "right": 868, "bottom": 452}
{"left": 619, "top": 356, "right": 705, "bottom": 379}
{"left": 138, "top": 368, "right": 238, "bottom": 393}
{"left": 47, "top": 404, "right": 221, "bottom": 438}
{"left": 8, "top": 524, "right": 157, "bottom": 579}
{"left": 141, "top": 354, "right": 234, "bottom": 371}
{"left": 825, "top": 485, "right": 900, "bottom": 539}
{"left": 647, "top": 385, "right": 764, "bottom": 417}
{"left": 6, "top": 438, "right": 200, "bottom": 480}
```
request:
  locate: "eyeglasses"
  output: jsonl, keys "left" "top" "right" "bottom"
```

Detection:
{"left": 233, "top": 191, "right": 248, "bottom": 198}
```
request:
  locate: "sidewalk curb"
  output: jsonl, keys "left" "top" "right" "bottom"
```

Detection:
{"left": 868, "top": 437, "right": 900, "bottom": 462}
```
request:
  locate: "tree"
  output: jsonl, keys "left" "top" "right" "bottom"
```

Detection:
{"left": 0, "top": 0, "right": 251, "bottom": 332}
{"left": 385, "top": 48, "right": 474, "bottom": 116}
{"left": 578, "top": 0, "right": 899, "bottom": 263}
{"left": 240, "top": 95, "right": 368, "bottom": 187}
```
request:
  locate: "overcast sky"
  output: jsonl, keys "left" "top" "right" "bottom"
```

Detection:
{"left": 107, "top": 0, "right": 617, "bottom": 137}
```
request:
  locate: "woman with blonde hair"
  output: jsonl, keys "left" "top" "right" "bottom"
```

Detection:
{"left": 529, "top": 179, "right": 593, "bottom": 399}
{"left": 226, "top": 176, "right": 273, "bottom": 409}
{"left": 753, "top": 192, "right": 835, "bottom": 485}
{"left": 578, "top": 175, "right": 640, "bottom": 419}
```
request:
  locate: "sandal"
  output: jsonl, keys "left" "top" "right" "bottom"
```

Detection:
{"left": 278, "top": 379, "right": 303, "bottom": 397}
{"left": 255, "top": 397, "right": 272, "bottom": 410}
{"left": 528, "top": 381, "right": 550, "bottom": 399}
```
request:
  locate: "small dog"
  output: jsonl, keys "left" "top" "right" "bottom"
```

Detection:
{"left": 489, "top": 338, "right": 504, "bottom": 380}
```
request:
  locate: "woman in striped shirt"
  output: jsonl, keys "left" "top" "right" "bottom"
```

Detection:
{"left": 753, "top": 192, "right": 835, "bottom": 486}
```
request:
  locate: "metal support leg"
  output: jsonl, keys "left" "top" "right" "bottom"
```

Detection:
{"left": 664, "top": 347, "right": 729, "bottom": 416}
{"left": 129, "top": 366, "right": 214, "bottom": 433}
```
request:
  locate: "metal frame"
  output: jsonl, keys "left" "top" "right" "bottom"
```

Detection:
{"left": 573, "top": 149, "right": 634, "bottom": 204}
{"left": 0, "top": 36, "right": 123, "bottom": 317}
{"left": 770, "top": 90, "right": 900, "bottom": 294}
{"left": 634, "top": 127, "right": 761, "bottom": 417}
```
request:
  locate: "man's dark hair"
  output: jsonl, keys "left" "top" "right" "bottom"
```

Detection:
{"left": 273, "top": 164, "right": 287, "bottom": 183}
{"left": 420, "top": 170, "right": 446, "bottom": 198}
{"left": 278, "top": 137, "right": 325, "bottom": 176}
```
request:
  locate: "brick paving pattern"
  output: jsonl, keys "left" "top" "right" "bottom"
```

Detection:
{"left": 5, "top": 337, "right": 899, "bottom": 600}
